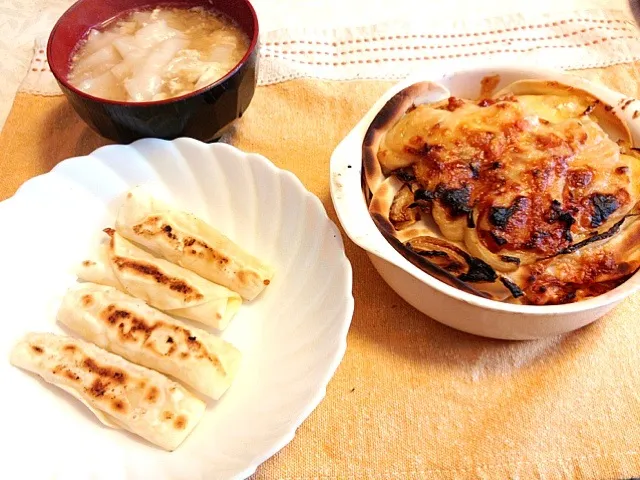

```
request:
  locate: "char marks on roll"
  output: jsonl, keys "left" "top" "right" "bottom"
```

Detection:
{"left": 57, "top": 283, "right": 242, "bottom": 400}
{"left": 77, "top": 228, "right": 242, "bottom": 330}
{"left": 10, "top": 332, "right": 206, "bottom": 451}
{"left": 115, "top": 186, "right": 275, "bottom": 301}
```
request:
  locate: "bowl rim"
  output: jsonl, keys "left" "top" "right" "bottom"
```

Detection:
{"left": 330, "top": 63, "right": 640, "bottom": 316}
{"left": 46, "top": 0, "right": 260, "bottom": 107}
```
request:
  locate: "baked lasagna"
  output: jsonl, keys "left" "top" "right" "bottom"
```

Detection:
{"left": 363, "top": 78, "right": 640, "bottom": 305}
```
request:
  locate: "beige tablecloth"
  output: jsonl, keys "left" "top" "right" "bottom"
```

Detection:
{"left": 3, "top": 61, "right": 640, "bottom": 479}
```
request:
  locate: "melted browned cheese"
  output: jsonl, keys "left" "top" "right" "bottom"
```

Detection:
{"left": 376, "top": 91, "right": 640, "bottom": 305}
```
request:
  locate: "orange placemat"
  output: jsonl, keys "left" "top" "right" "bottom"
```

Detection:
{"left": 3, "top": 65, "right": 640, "bottom": 479}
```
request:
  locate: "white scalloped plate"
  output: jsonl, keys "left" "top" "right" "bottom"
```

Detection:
{"left": 0, "top": 138, "right": 353, "bottom": 480}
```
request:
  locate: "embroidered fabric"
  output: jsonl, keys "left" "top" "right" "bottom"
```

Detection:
{"left": 258, "top": 9, "right": 640, "bottom": 83}
{"left": 19, "top": 8, "right": 640, "bottom": 98}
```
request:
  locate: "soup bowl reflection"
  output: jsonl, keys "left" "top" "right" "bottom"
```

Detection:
{"left": 47, "top": 0, "right": 259, "bottom": 143}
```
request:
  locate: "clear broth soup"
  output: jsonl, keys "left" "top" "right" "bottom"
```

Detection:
{"left": 67, "top": 6, "right": 250, "bottom": 102}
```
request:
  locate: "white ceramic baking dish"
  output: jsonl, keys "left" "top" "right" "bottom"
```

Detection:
{"left": 330, "top": 65, "right": 640, "bottom": 340}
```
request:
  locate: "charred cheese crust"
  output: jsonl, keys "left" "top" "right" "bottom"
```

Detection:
{"left": 365, "top": 78, "right": 640, "bottom": 305}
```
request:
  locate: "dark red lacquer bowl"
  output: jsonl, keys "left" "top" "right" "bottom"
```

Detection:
{"left": 47, "top": 0, "right": 259, "bottom": 143}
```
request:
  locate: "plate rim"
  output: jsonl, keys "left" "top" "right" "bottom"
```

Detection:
{"left": 2, "top": 137, "right": 355, "bottom": 480}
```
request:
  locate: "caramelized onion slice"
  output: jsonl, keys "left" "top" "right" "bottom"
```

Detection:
{"left": 407, "top": 236, "right": 470, "bottom": 277}
{"left": 389, "top": 185, "right": 419, "bottom": 230}
{"left": 463, "top": 222, "right": 526, "bottom": 273}
{"left": 431, "top": 202, "right": 467, "bottom": 243}
{"left": 407, "top": 236, "right": 517, "bottom": 300}
{"left": 362, "top": 81, "right": 451, "bottom": 190}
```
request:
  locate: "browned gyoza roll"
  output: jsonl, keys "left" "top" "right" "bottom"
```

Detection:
{"left": 57, "top": 282, "right": 242, "bottom": 400}
{"left": 10, "top": 332, "right": 206, "bottom": 451}
{"left": 78, "top": 229, "right": 242, "bottom": 330}
{"left": 115, "top": 186, "right": 275, "bottom": 301}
